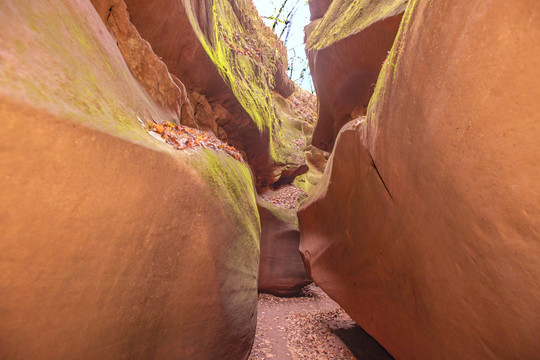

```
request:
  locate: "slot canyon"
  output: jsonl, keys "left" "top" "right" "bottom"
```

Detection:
{"left": 0, "top": 0, "right": 539, "bottom": 359}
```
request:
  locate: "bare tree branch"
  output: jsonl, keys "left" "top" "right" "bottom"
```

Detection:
{"left": 272, "top": 0, "right": 289, "bottom": 31}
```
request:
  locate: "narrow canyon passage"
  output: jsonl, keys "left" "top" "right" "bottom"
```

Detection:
{"left": 250, "top": 285, "right": 356, "bottom": 360}
{"left": 253, "top": 185, "right": 394, "bottom": 360}
{"left": 1, "top": 0, "right": 539, "bottom": 359}
{"left": 254, "top": 184, "right": 355, "bottom": 359}
{"left": 250, "top": 277, "right": 397, "bottom": 360}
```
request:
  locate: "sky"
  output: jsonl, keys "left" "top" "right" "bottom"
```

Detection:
{"left": 252, "top": 0, "right": 314, "bottom": 92}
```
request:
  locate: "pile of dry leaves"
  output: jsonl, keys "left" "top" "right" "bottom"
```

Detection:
{"left": 260, "top": 184, "right": 307, "bottom": 210}
{"left": 146, "top": 121, "right": 246, "bottom": 164}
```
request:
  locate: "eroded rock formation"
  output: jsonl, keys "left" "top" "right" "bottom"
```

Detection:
{"left": 258, "top": 199, "right": 311, "bottom": 296}
{"left": 0, "top": 1, "right": 260, "bottom": 359}
{"left": 306, "top": 0, "right": 407, "bottom": 152}
{"left": 106, "top": 0, "right": 196, "bottom": 127}
{"left": 255, "top": 89, "right": 318, "bottom": 296}
{"left": 287, "top": 87, "right": 327, "bottom": 193}
{"left": 299, "top": 0, "right": 540, "bottom": 359}
{"left": 106, "top": 0, "right": 307, "bottom": 188}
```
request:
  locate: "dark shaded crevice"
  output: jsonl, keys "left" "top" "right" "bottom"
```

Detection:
{"left": 106, "top": 6, "right": 113, "bottom": 23}
{"left": 334, "top": 325, "right": 394, "bottom": 360}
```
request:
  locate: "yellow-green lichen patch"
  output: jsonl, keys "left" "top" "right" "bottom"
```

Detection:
{"left": 307, "top": 0, "right": 409, "bottom": 51}
{"left": 192, "top": 147, "right": 260, "bottom": 324}
{"left": 271, "top": 91, "right": 309, "bottom": 166}
{"left": 183, "top": 0, "right": 303, "bottom": 166}
{"left": 196, "top": 148, "right": 260, "bottom": 246}
{"left": 184, "top": 0, "right": 279, "bottom": 131}
{"left": 293, "top": 170, "right": 323, "bottom": 194}
{"left": 0, "top": 0, "right": 174, "bottom": 146}
{"left": 366, "top": 0, "right": 419, "bottom": 124}
{"left": 271, "top": 120, "right": 305, "bottom": 166}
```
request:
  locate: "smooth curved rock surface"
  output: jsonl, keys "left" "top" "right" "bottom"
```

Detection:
{"left": 0, "top": 1, "right": 259, "bottom": 359}
{"left": 306, "top": 0, "right": 406, "bottom": 152}
{"left": 258, "top": 201, "right": 311, "bottom": 296}
{"left": 299, "top": 0, "right": 540, "bottom": 358}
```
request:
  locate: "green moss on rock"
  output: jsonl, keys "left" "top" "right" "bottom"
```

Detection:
{"left": 0, "top": 0, "right": 262, "bottom": 252}
{"left": 306, "top": 0, "right": 409, "bottom": 51}
{"left": 293, "top": 170, "right": 324, "bottom": 194}
{"left": 183, "top": 0, "right": 305, "bottom": 167}
{"left": 0, "top": 0, "right": 174, "bottom": 145}
{"left": 366, "top": 0, "right": 419, "bottom": 121}
{"left": 184, "top": 0, "right": 279, "bottom": 130}
{"left": 196, "top": 148, "right": 261, "bottom": 245}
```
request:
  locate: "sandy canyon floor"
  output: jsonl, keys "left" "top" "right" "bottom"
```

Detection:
{"left": 249, "top": 284, "right": 394, "bottom": 360}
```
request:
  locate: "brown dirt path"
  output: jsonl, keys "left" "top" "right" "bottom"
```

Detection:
{"left": 252, "top": 185, "right": 393, "bottom": 360}
{"left": 248, "top": 284, "right": 356, "bottom": 360}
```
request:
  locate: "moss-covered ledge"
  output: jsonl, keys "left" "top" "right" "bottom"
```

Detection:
{"left": 182, "top": 0, "right": 307, "bottom": 184}
{"left": 306, "top": 0, "right": 408, "bottom": 51}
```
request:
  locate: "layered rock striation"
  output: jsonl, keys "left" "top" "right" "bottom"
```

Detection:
{"left": 300, "top": 0, "right": 540, "bottom": 359}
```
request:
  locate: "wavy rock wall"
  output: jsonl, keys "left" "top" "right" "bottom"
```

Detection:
{"left": 0, "top": 1, "right": 261, "bottom": 359}
{"left": 257, "top": 200, "right": 311, "bottom": 296}
{"left": 306, "top": 0, "right": 407, "bottom": 152}
{"left": 100, "top": 0, "right": 308, "bottom": 188}
{"left": 300, "top": 0, "right": 540, "bottom": 358}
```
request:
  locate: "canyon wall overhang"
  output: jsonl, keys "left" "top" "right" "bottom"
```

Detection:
{"left": 306, "top": 0, "right": 407, "bottom": 152}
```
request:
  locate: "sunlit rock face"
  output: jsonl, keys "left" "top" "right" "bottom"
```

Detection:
{"left": 306, "top": 0, "right": 407, "bottom": 152}
{"left": 258, "top": 200, "right": 312, "bottom": 296}
{"left": 0, "top": 1, "right": 260, "bottom": 359}
{"left": 299, "top": 0, "right": 540, "bottom": 359}
{"left": 118, "top": 0, "right": 307, "bottom": 188}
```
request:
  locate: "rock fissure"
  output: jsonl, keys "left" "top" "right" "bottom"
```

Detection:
{"left": 369, "top": 154, "right": 394, "bottom": 202}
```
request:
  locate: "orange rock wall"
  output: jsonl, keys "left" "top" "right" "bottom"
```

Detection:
{"left": 106, "top": 0, "right": 196, "bottom": 127}
{"left": 307, "top": 14, "right": 402, "bottom": 151}
{"left": 300, "top": 0, "right": 540, "bottom": 358}
{"left": 309, "top": 0, "right": 333, "bottom": 20}
{"left": 258, "top": 201, "right": 311, "bottom": 296}
{"left": 0, "top": 100, "right": 259, "bottom": 359}
{"left": 121, "top": 0, "right": 304, "bottom": 187}
{"left": 0, "top": 1, "right": 260, "bottom": 359}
